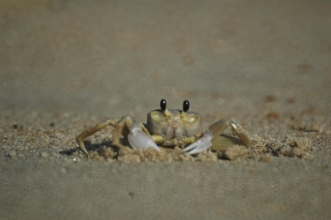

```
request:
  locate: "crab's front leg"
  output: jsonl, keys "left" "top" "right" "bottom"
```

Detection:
{"left": 182, "top": 131, "right": 213, "bottom": 155}
{"left": 76, "top": 115, "right": 153, "bottom": 154}
{"left": 208, "top": 119, "right": 251, "bottom": 151}
{"left": 128, "top": 123, "right": 160, "bottom": 152}
{"left": 182, "top": 120, "right": 251, "bottom": 154}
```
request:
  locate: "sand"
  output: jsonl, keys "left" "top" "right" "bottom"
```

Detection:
{"left": 1, "top": 0, "right": 331, "bottom": 219}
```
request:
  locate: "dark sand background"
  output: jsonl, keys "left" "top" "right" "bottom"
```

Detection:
{"left": 1, "top": 0, "right": 331, "bottom": 219}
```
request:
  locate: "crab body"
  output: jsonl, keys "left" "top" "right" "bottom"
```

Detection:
{"left": 76, "top": 99, "right": 251, "bottom": 155}
{"left": 147, "top": 110, "right": 203, "bottom": 140}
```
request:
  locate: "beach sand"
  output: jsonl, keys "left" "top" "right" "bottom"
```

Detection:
{"left": 1, "top": 0, "right": 331, "bottom": 219}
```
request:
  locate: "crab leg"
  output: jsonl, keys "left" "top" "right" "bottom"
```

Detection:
{"left": 76, "top": 118, "right": 121, "bottom": 154}
{"left": 76, "top": 116, "right": 136, "bottom": 154}
{"left": 182, "top": 130, "right": 213, "bottom": 154}
{"left": 209, "top": 119, "right": 251, "bottom": 148}
{"left": 128, "top": 123, "right": 160, "bottom": 151}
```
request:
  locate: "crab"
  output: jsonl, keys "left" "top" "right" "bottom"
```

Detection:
{"left": 76, "top": 99, "right": 251, "bottom": 155}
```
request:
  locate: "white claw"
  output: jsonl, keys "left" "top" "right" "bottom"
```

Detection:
{"left": 182, "top": 130, "right": 213, "bottom": 155}
{"left": 128, "top": 123, "right": 160, "bottom": 152}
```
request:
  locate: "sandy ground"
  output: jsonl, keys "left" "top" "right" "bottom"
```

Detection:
{"left": 1, "top": 0, "right": 331, "bottom": 219}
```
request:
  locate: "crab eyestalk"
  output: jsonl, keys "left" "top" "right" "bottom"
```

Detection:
{"left": 160, "top": 99, "right": 172, "bottom": 118}
{"left": 180, "top": 100, "right": 190, "bottom": 118}
{"left": 183, "top": 100, "right": 189, "bottom": 112}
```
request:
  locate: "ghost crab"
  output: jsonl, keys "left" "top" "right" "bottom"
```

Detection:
{"left": 76, "top": 99, "right": 251, "bottom": 155}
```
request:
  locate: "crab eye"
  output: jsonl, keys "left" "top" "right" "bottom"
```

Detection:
{"left": 160, "top": 99, "right": 167, "bottom": 111}
{"left": 183, "top": 100, "right": 190, "bottom": 112}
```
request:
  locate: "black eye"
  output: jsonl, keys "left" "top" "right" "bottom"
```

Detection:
{"left": 160, "top": 99, "right": 167, "bottom": 111}
{"left": 183, "top": 100, "right": 190, "bottom": 112}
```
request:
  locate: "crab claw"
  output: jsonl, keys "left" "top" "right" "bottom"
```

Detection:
{"left": 182, "top": 130, "right": 213, "bottom": 155}
{"left": 128, "top": 123, "right": 160, "bottom": 152}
